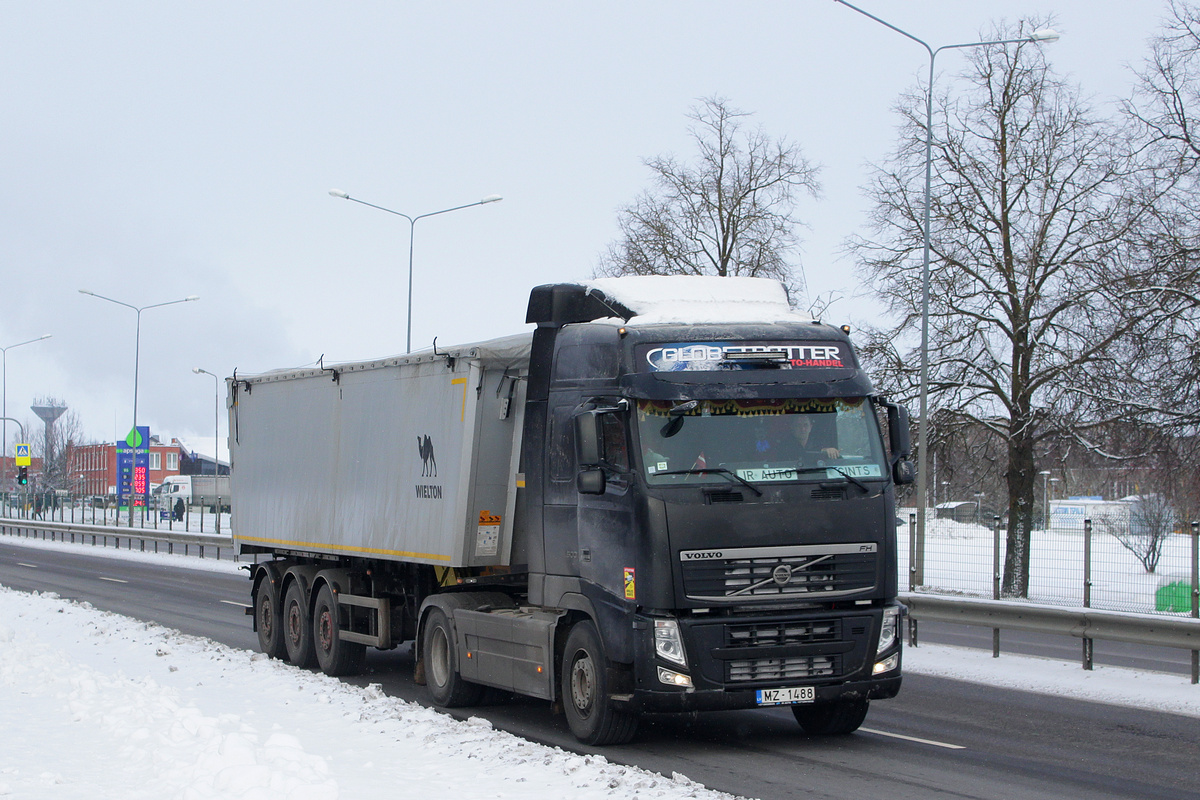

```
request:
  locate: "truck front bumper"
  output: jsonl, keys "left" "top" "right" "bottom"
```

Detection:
{"left": 615, "top": 674, "right": 901, "bottom": 713}
{"left": 622, "top": 606, "right": 903, "bottom": 713}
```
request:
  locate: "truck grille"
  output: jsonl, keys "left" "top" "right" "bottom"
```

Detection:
{"left": 728, "top": 656, "right": 840, "bottom": 682}
{"left": 679, "top": 543, "right": 877, "bottom": 601}
{"left": 724, "top": 619, "right": 842, "bottom": 683}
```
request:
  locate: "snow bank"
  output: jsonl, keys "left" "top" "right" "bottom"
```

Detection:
{"left": 0, "top": 585, "right": 743, "bottom": 800}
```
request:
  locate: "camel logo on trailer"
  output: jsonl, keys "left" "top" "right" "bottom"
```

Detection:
{"left": 415, "top": 434, "right": 442, "bottom": 500}
{"left": 417, "top": 434, "right": 437, "bottom": 477}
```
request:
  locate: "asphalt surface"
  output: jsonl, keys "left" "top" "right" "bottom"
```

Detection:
{"left": 2, "top": 536, "right": 1198, "bottom": 800}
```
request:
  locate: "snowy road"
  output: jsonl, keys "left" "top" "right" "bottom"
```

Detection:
{"left": 2, "top": 536, "right": 1199, "bottom": 799}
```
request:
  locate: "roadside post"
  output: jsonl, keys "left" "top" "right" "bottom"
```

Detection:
{"left": 1083, "top": 518, "right": 1094, "bottom": 671}
{"left": 1192, "top": 520, "right": 1198, "bottom": 685}
{"left": 993, "top": 515, "right": 1001, "bottom": 657}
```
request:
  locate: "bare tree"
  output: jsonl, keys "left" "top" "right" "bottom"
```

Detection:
{"left": 851, "top": 21, "right": 1167, "bottom": 597}
{"left": 596, "top": 96, "right": 821, "bottom": 300}
{"left": 1121, "top": 0, "right": 1200, "bottom": 437}
{"left": 1098, "top": 494, "right": 1176, "bottom": 574}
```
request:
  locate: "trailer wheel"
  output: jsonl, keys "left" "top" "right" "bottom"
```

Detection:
{"left": 313, "top": 585, "right": 365, "bottom": 677}
{"left": 561, "top": 620, "right": 638, "bottom": 745}
{"left": 282, "top": 581, "right": 316, "bottom": 668}
{"left": 422, "top": 607, "right": 484, "bottom": 707}
{"left": 792, "top": 697, "right": 869, "bottom": 735}
{"left": 253, "top": 577, "right": 286, "bottom": 660}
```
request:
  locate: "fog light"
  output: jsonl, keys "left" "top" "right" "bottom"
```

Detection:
{"left": 657, "top": 666, "right": 693, "bottom": 687}
{"left": 873, "top": 653, "right": 900, "bottom": 675}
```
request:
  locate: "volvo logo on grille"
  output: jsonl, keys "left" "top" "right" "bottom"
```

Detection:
{"left": 772, "top": 565, "right": 793, "bottom": 585}
{"left": 681, "top": 551, "right": 724, "bottom": 561}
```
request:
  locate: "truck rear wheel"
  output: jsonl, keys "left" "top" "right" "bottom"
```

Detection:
{"left": 422, "top": 607, "right": 484, "bottom": 707}
{"left": 313, "top": 585, "right": 366, "bottom": 677}
{"left": 283, "top": 581, "right": 316, "bottom": 668}
{"left": 561, "top": 620, "right": 638, "bottom": 746}
{"left": 792, "top": 697, "right": 869, "bottom": 735}
{"left": 254, "top": 577, "right": 286, "bottom": 660}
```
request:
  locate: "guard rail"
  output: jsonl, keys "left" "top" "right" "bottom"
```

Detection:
{"left": 0, "top": 516, "right": 233, "bottom": 560}
{"left": 901, "top": 591, "right": 1200, "bottom": 683}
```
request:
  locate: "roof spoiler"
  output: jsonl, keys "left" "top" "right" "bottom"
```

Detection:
{"left": 526, "top": 283, "right": 634, "bottom": 327}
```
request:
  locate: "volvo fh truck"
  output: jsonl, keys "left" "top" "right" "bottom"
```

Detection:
{"left": 231, "top": 276, "right": 913, "bottom": 745}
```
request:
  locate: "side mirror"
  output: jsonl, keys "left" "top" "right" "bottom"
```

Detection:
{"left": 892, "top": 459, "right": 916, "bottom": 486}
{"left": 574, "top": 410, "right": 602, "bottom": 467}
{"left": 577, "top": 468, "right": 606, "bottom": 495}
{"left": 885, "top": 402, "right": 912, "bottom": 458}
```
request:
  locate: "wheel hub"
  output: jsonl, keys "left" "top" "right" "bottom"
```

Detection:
{"left": 318, "top": 609, "right": 334, "bottom": 652}
{"left": 287, "top": 603, "right": 303, "bottom": 643}
{"left": 570, "top": 652, "right": 596, "bottom": 715}
{"left": 259, "top": 597, "right": 274, "bottom": 638}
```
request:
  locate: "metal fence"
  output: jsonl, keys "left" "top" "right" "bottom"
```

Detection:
{"left": 900, "top": 511, "right": 1200, "bottom": 617}
{"left": 0, "top": 491, "right": 230, "bottom": 535}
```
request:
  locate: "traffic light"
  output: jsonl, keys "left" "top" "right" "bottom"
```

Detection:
{"left": 16, "top": 466, "right": 28, "bottom": 486}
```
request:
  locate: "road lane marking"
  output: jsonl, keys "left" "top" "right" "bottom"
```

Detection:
{"left": 220, "top": 600, "right": 252, "bottom": 608}
{"left": 17, "top": 563, "right": 38, "bottom": 568}
{"left": 98, "top": 577, "right": 128, "bottom": 584}
{"left": 860, "top": 727, "right": 965, "bottom": 750}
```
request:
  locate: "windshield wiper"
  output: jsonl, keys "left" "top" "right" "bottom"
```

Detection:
{"left": 654, "top": 467, "right": 764, "bottom": 497}
{"left": 793, "top": 465, "right": 870, "bottom": 494}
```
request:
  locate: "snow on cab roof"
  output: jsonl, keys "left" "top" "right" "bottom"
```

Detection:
{"left": 585, "top": 275, "right": 814, "bottom": 325}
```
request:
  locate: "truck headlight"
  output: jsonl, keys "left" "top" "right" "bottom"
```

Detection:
{"left": 654, "top": 619, "right": 688, "bottom": 668}
{"left": 876, "top": 606, "right": 899, "bottom": 656}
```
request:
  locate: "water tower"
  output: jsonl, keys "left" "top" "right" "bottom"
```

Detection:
{"left": 30, "top": 402, "right": 66, "bottom": 488}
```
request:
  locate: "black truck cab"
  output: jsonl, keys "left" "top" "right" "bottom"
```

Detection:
{"left": 520, "top": 282, "right": 912, "bottom": 742}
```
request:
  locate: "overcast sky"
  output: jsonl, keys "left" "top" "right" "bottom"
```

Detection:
{"left": 0, "top": 0, "right": 1174, "bottom": 463}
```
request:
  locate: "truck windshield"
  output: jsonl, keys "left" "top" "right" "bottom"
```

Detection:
{"left": 636, "top": 398, "right": 888, "bottom": 486}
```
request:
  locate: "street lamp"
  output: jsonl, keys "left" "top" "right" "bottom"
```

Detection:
{"left": 2, "top": 334, "right": 51, "bottom": 488}
{"left": 328, "top": 189, "right": 503, "bottom": 354}
{"left": 193, "top": 367, "right": 222, "bottom": 533}
{"left": 192, "top": 368, "right": 220, "bottom": 476}
{"left": 834, "top": 0, "right": 1059, "bottom": 583}
{"left": 80, "top": 290, "right": 199, "bottom": 523}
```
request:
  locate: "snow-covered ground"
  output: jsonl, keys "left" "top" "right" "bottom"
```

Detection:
{"left": 0, "top": 535, "right": 1198, "bottom": 799}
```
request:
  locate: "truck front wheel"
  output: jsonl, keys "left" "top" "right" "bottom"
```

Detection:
{"left": 792, "top": 697, "right": 869, "bottom": 735}
{"left": 253, "top": 577, "right": 286, "bottom": 660}
{"left": 422, "top": 607, "right": 484, "bottom": 707}
{"left": 561, "top": 620, "right": 638, "bottom": 746}
{"left": 313, "top": 585, "right": 365, "bottom": 677}
{"left": 282, "top": 582, "right": 316, "bottom": 668}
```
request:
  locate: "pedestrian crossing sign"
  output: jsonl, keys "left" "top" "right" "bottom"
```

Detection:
{"left": 14, "top": 443, "right": 31, "bottom": 466}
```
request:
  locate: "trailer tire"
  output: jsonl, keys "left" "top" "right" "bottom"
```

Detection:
{"left": 792, "top": 697, "right": 869, "bottom": 735}
{"left": 282, "top": 581, "right": 316, "bottom": 668}
{"left": 561, "top": 620, "right": 638, "bottom": 745}
{"left": 422, "top": 607, "right": 484, "bottom": 707}
{"left": 253, "top": 577, "right": 286, "bottom": 660}
{"left": 313, "top": 585, "right": 366, "bottom": 677}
